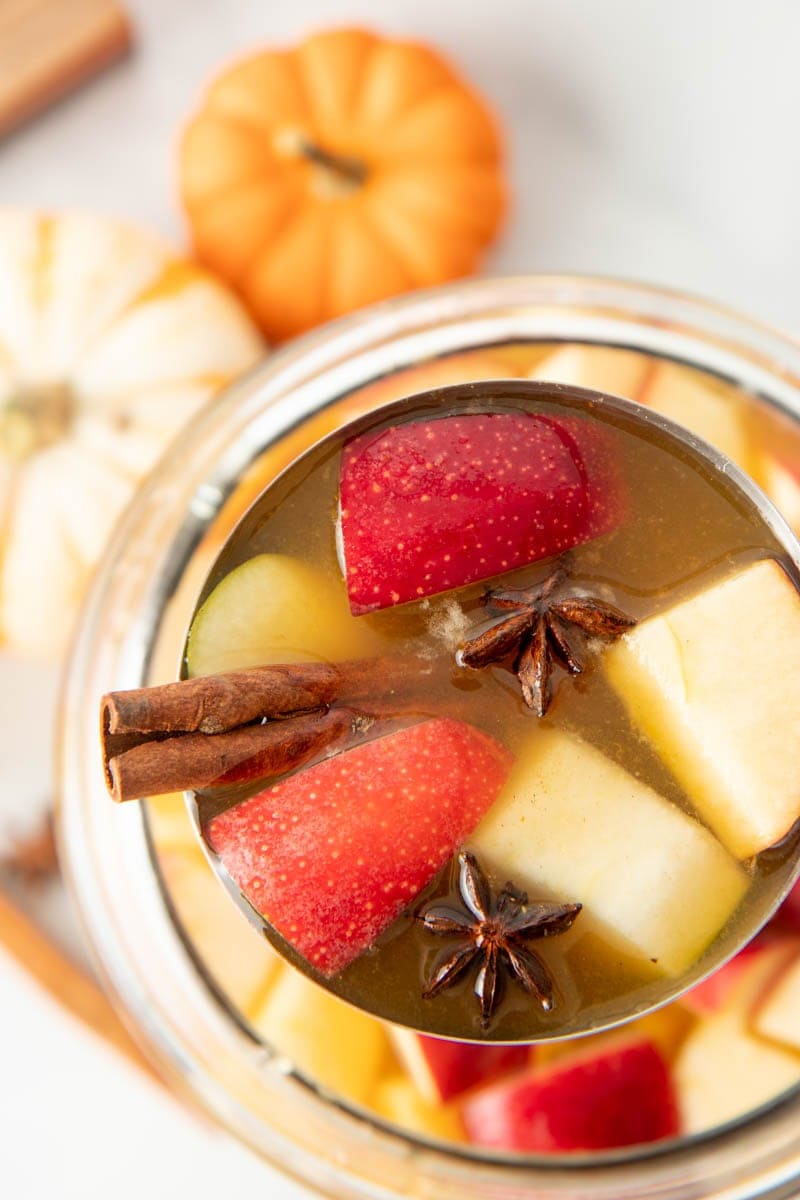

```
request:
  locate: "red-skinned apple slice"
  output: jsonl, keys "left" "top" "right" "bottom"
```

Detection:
{"left": 775, "top": 880, "right": 800, "bottom": 932}
{"left": 463, "top": 1038, "right": 680, "bottom": 1153}
{"left": 206, "top": 718, "right": 511, "bottom": 977}
{"left": 338, "top": 411, "right": 625, "bottom": 614}
{"left": 390, "top": 1028, "right": 529, "bottom": 1104}
{"left": 680, "top": 941, "right": 766, "bottom": 1016}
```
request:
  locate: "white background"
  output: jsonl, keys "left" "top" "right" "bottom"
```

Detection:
{"left": 1, "top": 1, "right": 799, "bottom": 1196}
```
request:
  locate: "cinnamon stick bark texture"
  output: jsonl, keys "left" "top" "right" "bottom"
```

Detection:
{"left": 100, "top": 656, "right": 439, "bottom": 803}
{"left": 102, "top": 656, "right": 433, "bottom": 737}
{"left": 106, "top": 708, "right": 369, "bottom": 804}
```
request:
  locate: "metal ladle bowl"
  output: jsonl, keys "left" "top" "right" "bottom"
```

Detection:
{"left": 179, "top": 380, "right": 800, "bottom": 1044}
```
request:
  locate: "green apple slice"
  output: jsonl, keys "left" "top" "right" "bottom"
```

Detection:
{"left": 186, "top": 553, "right": 383, "bottom": 677}
{"left": 469, "top": 727, "right": 747, "bottom": 976}
{"left": 605, "top": 559, "right": 800, "bottom": 858}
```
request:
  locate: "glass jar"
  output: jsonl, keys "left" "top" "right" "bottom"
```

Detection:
{"left": 58, "top": 276, "right": 800, "bottom": 1200}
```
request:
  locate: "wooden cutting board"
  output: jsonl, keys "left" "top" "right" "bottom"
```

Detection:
{"left": 0, "top": 0, "right": 132, "bottom": 139}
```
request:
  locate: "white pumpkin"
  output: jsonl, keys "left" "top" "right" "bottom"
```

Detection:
{"left": 0, "top": 211, "right": 264, "bottom": 658}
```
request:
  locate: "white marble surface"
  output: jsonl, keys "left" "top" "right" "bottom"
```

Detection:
{"left": 1, "top": 1, "right": 800, "bottom": 1196}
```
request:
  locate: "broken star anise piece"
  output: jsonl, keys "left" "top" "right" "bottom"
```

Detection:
{"left": 458, "top": 561, "right": 636, "bottom": 716}
{"left": 419, "top": 851, "right": 582, "bottom": 1029}
{"left": 1, "top": 813, "right": 58, "bottom": 885}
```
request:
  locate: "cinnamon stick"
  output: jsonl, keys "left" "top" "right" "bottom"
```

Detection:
{"left": 106, "top": 707, "right": 370, "bottom": 804}
{"left": 100, "top": 655, "right": 440, "bottom": 804}
{"left": 102, "top": 656, "right": 433, "bottom": 739}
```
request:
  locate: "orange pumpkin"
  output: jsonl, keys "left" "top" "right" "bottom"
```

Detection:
{"left": 179, "top": 28, "right": 507, "bottom": 342}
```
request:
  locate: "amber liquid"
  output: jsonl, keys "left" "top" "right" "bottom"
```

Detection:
{"left": 192, "top": 379, "right": 799, "bottom": 1041}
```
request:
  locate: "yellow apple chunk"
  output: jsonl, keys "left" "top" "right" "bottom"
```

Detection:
{"left": 145, "top": 791, "right": 198, "bottom": 853}
{"left": 756, "top": 453, "right": 800, "bottom": 534}
{"left": 469, "top": 728, "right": 746, "bottom": 976}
{"left": 248, "top": 966, "right": 389, "bottom": 1105}
{"left": 528, "top": 345, "right": 652, "bottom": 400}
{"left": 605, "top": 559, "right": 800, "bottom": 858}
{"left": 638, "top": 362, "right": 753, "bottom": 473}
{"left": 186, "top": 553, "right": 383, "bottom": 677}
{"left": 674, "top": 943, "right": 800, "bottom": 1132}
{"left": 371, "top": 1074, "right": 465, "bottom": 1142}
{"left": 538, "top": 1004, "right": 694, "bottom": 1070}
{"left": 160, "top": 847, "right": 278, "bottom": 1012}
{"left": 753, "top": 950, "right": 800, "bottom": 1053}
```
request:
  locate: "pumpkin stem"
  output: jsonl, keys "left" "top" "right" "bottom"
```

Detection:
{"left": 0, "top": 384, "right": 74, "bottom": 463}
{"left": 299, "top": 140, "right": 367, "bottom": 188}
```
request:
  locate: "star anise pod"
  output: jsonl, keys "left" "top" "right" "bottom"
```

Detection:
{"left": 458, "top": 561, "right": 636, "bottom": 716}
{"left": 419, "top": 851, "right": 581, "bottom": 1029}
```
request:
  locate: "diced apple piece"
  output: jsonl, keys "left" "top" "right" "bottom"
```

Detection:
{"left": 389, "top": 1028, "right": 529, "bottom": 1104}
{"left": 463, "top": 1038, "right": 679, "bottom": 1153}
{"left": 777, "top": 881, "right": 800, "bottom": 932}
{"left": 348, "top": 349, "right": 527, "bottom": 411}
{"left": 146, "top": 791, "right": 198, "bottom": 853}
{"left": 186, "top": 553, "right": 382, "bottom": 677}
{"left": 470, "top": 728, "right": 746, "bottom": 975}
{"left": 536, "top": 1005, "right": 694, "bottom": 1071}
{"left": 674, "top": 943, "right": 800, "bottom": 1132}
{"left": 605, "top": 559, "right": 800, "bottom": 858}
{"left": 753, "top": 951, "right": 800, "bottom": 1053}
{"left": 340, "top": 411, "right": 624, "bottom": 615}
{"left": 160, "top": 847, "right": 277, "bottom": 1012}
{"left": 681, "top": 941, "right": 765, "bottom": 1016}
{"left": 529, "top": 345, "right": 652, "bottom": 400}
{"left": 371, "top": 1074, "right": 465, "bottom": 1142}
{"left": 623, "top": 1005, "right": 696, "bottom": 1061}
{"left": 207, "top": 720, "right": 509, "bottom": 977}
{"left": 249, "top": 966, "right": 388, "bottom": 1105}
{"left": 638, "top": 363, "right": 753, "bottom": 473}
{"left": 756, "top": 453, "right": 800, "bottom": 534}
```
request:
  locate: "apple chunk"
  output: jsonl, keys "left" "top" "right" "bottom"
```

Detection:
{"left": 756, "top": 452, "right": 800, "bottom": 534}
{"left": 371, "top": 1075, "right": 465, "bottom": 1143}
{"left": 777, "top": 881, "right": 800, "bottom": 931}
{"left": 529, "top": 345, "right": 652, "bottom": 400}
{"left": 463, "top": 1038, "right": 679, "bottom": 1152}
{"left": 159, "top": 847, "right": 278, "bottom": 1013}
{"left": 469, "top": 728, "right": 746, "bottom": 975}
{"left": 389, "top": 1028, "right": 528, "bottom": 1104}
{"left": 680, "top": 941, "right": 764, "bottom": 1016}
{"left": 638, "top": 362, "right": 753, "bottom": 473}
{"left": 146, "top": 791, "right": 200, "bottom": 854}
{"left": 249, "top": 965, "right": 389, "bottom": 1105}
{"left": 186, "top": 553, "right": 382, "bottom": 677}
{"left": 674, "top": 943, "right": 800, "bottom": 1132}
{"left": 605, "top": 559, "right": 800, "bottom": 858}
{"left": 753, "top": 950, "right": 800, "bottom": 1053}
